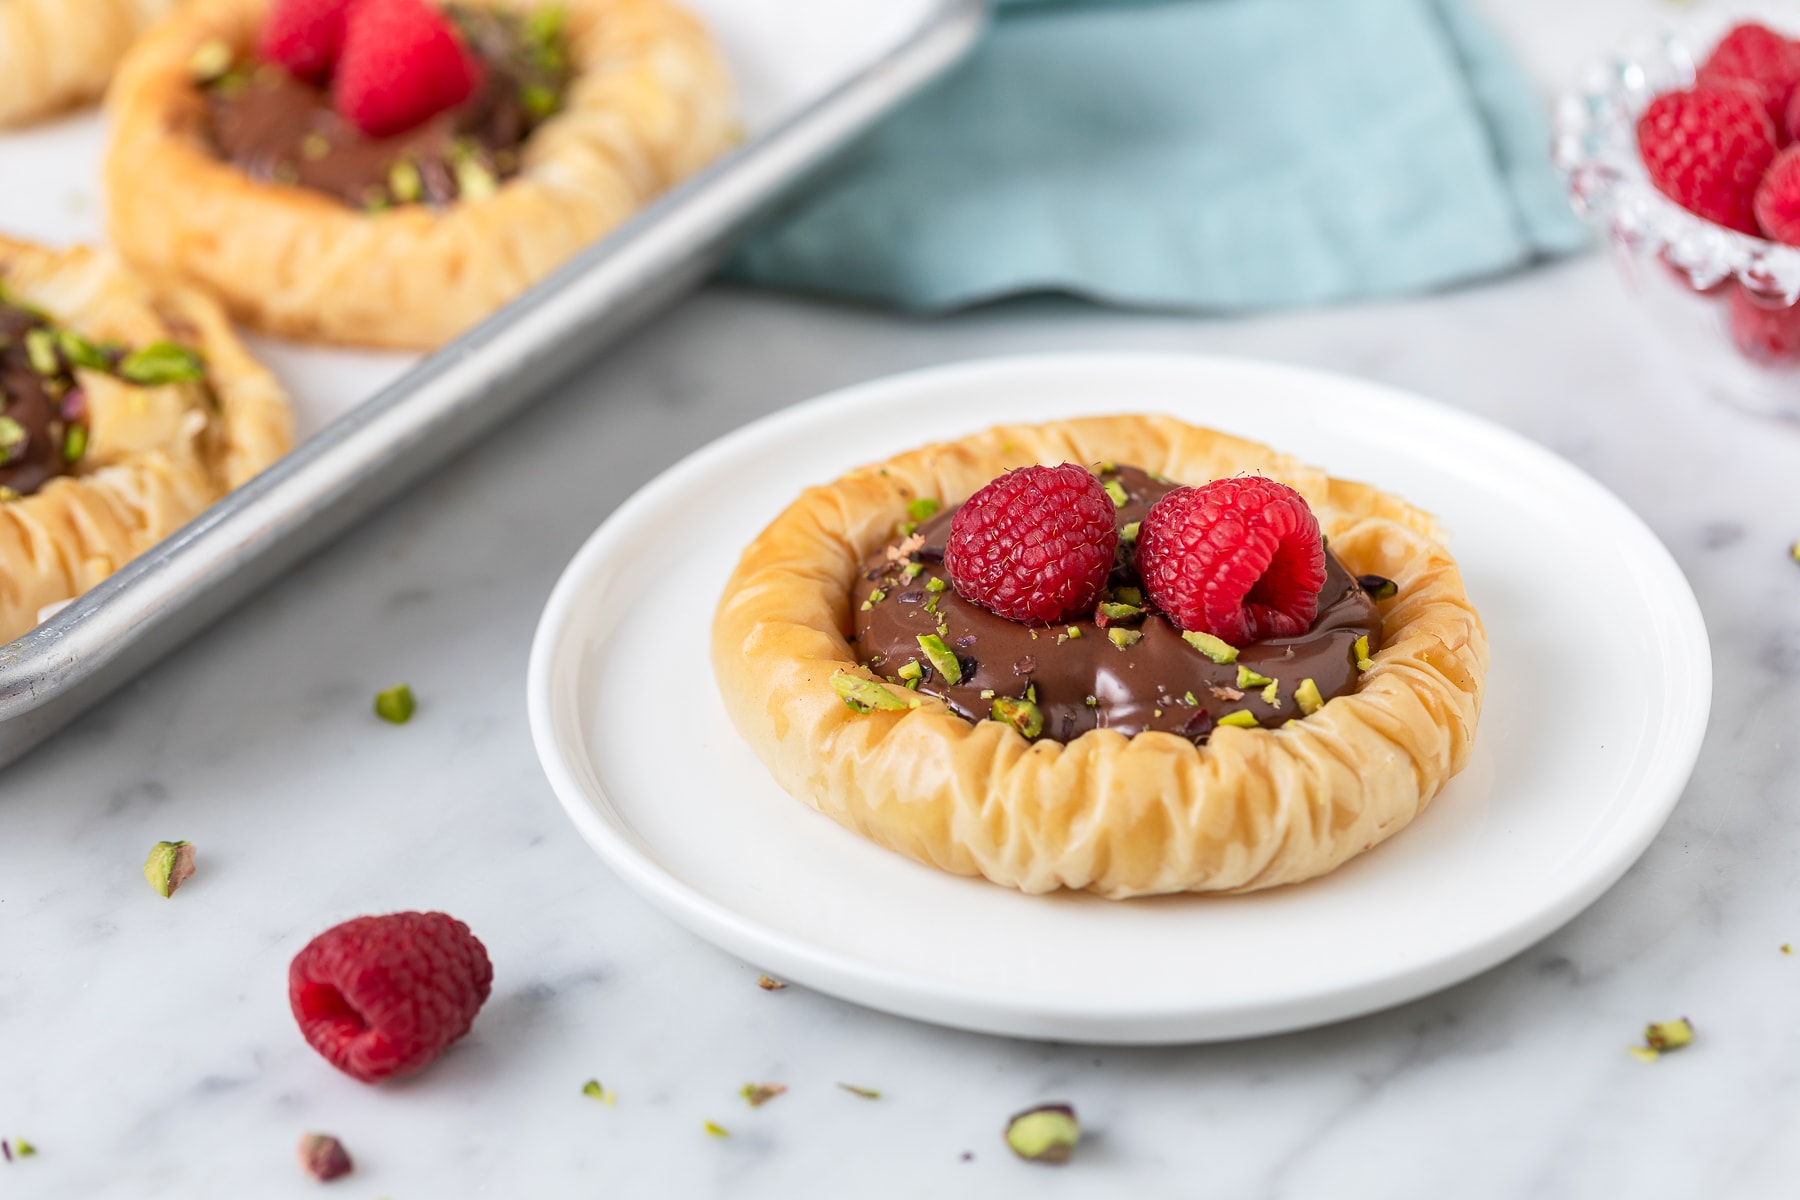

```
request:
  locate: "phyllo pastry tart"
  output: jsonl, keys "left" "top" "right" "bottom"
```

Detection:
{"left": 712, "top": 416, "right": 1489, "bottom": 900}
{"left": 0, "top": 235, "right": 292, "bottom": 643}
{"left": 104, "top": 0, "right": 733, "bottom": 349}
{"left": 0, "top": 0, "right": 182, "bottom": 128}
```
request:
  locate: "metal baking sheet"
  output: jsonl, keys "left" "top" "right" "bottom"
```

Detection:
{"left": 0, "top": 0, "right": 987, "bottom": 766}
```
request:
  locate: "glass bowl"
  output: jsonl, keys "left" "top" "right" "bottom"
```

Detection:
{"left": 1555, "top": 18, "right": 1800, "bottom": 421}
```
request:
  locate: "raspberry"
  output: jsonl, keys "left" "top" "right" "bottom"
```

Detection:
{"left": 260, "top": 0, "right": 360, "bottom": 84}
{"left": 1698, "top": 23, "right": 1800, "bottom": 129}
{"left": 333, "top": 0, "right": 484, "bottom": 139}
{"left": 1637, "top": 86, "right": 1778, "bottom": 235}
{"left": 289, "top": 911, "right": 492, "bottom": 1083}
{"left": 1727, "top": 282, "right": 1800, "bottom": 366}
{"left": 943, "top": 464, "right": 1117, "bottom": 624}
{"left": 1757, "top": 144, "right": 1800, "bottom": 243}
{"left": 1136, "top": 477, "right": 1326, "bottom": 646}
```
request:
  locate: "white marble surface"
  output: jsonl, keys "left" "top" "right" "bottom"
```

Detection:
{"left": 9, "top": 2, "right": 1800, "bottom": 1196}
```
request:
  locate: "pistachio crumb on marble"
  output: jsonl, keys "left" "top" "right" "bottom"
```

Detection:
{"left": 1004, "top": 1104, "right": 1079, "bottom": 1165}
{"left": 143, "top": 841, "right": 196, "bottom": 898}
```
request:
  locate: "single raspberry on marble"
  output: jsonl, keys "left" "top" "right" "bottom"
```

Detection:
{"left": 1136, "top": 477, "right": 1326, "bottom": 646}
{"left": 1756, "top": 145, "right": 1800, "bottom": 243}
{"left": 1698, "top": 22, "right": 1800, "bottom": 130}
{"left": 334, "top": 0, "right": 484, "bottom": 138}
{"left": 289, "top": 911, "right": 493, "bottom": 1083}
{"left": 943, "top": 464, "right": 1117, "bottom": 624}
{"left": 260, "top": 0, "right": 361, "bottom": 83}
{"left": 1727, "top": 282, "right": 1800, "bottom": 365}
{"left": 1637, "top": 85, "right": 1778, "bottom": 235}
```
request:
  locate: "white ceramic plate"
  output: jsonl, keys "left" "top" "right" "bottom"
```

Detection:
{"left": 526, "top": 353, "right": 1711, "bottom": 1044}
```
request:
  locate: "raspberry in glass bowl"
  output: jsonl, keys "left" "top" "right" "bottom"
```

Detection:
{"left": 1556, "top": 17, "right": 1800, "bottom": 420}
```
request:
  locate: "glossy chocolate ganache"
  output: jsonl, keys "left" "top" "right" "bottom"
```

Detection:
{"left": 202, "top": 6, "right": 570, "bottom": 210}
{"left": 850, "top": 466, "right": 1384, "bottom": 744}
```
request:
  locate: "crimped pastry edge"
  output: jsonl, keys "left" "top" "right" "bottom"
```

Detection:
{"left": 0, "top": 235, "right": 293, "bottom": 643}
{"left": 711, "top": 414, "right": 1489, "bottom": 899}
{"left": 104, "top": 0, "right": 734, "bottom": 349}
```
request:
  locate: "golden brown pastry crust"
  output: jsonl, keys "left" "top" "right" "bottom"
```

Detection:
{"left": 0, "top": 236, "right": 292, "bottom": 642}
{"left": 0, "top": 0, "right": 182, "bottom": 128}
{"left": 712, "top": 415, "right": 1489, "bottom": 899}
{"left": 103, "top": 0, "right": 733, "bottom": 350}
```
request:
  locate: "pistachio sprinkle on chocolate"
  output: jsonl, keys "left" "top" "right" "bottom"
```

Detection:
{"left": 1353, "top": 634, "right": 1375, "bottom": 672}
{"left": 1236, "top": 665, "right": 1273, "bottom": 690}
{"left": 1294, "top": 677, "right": 1324, "bottom": 716}
{"left": 917, "top": 634, "right": 962, "bottom": 685}
{"left": 832, "top": 672, "right": 917, "bottom": 713}
{"left": 1218, "top": 710, "right": 1259, "bottom": 729}
{"left": 1357, "top": 574, "right": 1398, "bottom": 601}
{"left": 991, "top": 696, "right": 1044, "bottom": 738}
{"left": 908, "top": 497, "right": 941, "bottom": 523}
{"left": 1182, "top": 630, "right": 1238, "bottom": 664}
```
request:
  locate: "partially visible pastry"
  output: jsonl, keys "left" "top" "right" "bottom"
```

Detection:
{"left": 104, "top": 0, "right": 733, "bottom": 349}
{"left": 0, "top": 0, "right": 182, "bottom": 128}
{"left": 712, "top": 416, "right": 1489, "bottom": 899}
{"left": 0, "top": 236, "right": 292, "bottom": 643}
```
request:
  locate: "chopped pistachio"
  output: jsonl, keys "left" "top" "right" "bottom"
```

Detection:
{"left": 901, "top": 562, "right": 924, "bottom": 584}
{"left": 374, "top": 682, "right": 416, "bottom": 724}
{"left": 1357, "top": 574, "right": 1398, "bottom": 601}
{"left": 1153, "top": 708, "right": 1163, "bottom": 718}
{"left": 1294, "top": 678, "right": 1324, "bottom": 716}
{"left": 1260, "top": 681, "right": 1280, "bottom": 707}
{"left": 143, "top": 841, "right": 196, "bottom": 898}
{"left": 1103, "top": 480, "right": 1128, "bottom": 508}
{"left": 925, "top": 577, "right": 947, "bottom": 593}
{"left": 1005, "top": 1104, "right": 1080, "bottom": 1165}
{"left": 756, "top": 975, "right": 786, "bottom": 991}
{"left": 1098, "top": 602, "right": 1142, "bottom": 621}
{"left": 838, "top": 1084, "right": 882, "bottom": 1100}
{"left": 1628, "top": 1045, "right": 1661, "bottom": 1063}
{"left": 1120, "top": 521, "right": 1141, "bottom": 543}
{"left": 1066, "top": 625, "right": 1082, "bottom": 639}
{"left": 1792, "top": 540, "right": 1800, "bottom": 566}
{"left": 300, "top": 132, "right": 331, "bottom": 161}
{"left": 1236, "top": 665, "right": 1273, "bottom": 689}
{"left": 1148, "top": 470, "right": 1171, "bottom": 484}
{"left": 979, "top": 688, "right": 995, "bottom": 700}
{"left": 864, "top": 587, "right": 888, "bottom": 607}
{"left": 1353, "top": 635, "right": 1375, "bottom": 672}
{"left": 1645, "top": 1018, "right": 1695, "bottom": 1052}
{"left": 118, "top": 342, "right": 204, "bottom": 386}
{"left": 1785, "top": 944, "right": 1793, "bottom": 955}
{"left": 0, "top": 416, "right": 24, "bottom": 459}
{"left": 1184, "top": 691, "right": 1199, "bottom": 705}
{"left": 1218, "top": 710, "right": 1259, "bottom": 729}
{"left": 832, "top": 672, "right": 915, "bottom": 714}
{"left": 917, "top": 634, "right": 962, "bottom": 685}
{"left": 24, "top": 328, "right": 58, "bottom": 375}
{"left": 1027, "top": 683, "right": 1037, "bottom": 703}
{"left": 455, "top": 158, "right": 499, "bottom": 201}
{"left": 62, "top": 424, "right": 86, "bottom": 464}
{"left": 297, "top": 1134, "right": 352, "bottom": 1182}
{"left": 704, "top": 1121, "right": 730, "bottom": 1138}
{"left": 895, "top": 519, "right": 917, "bottom": 537}
{"left": 56, "top": 329, "right": 109, "bottom": 371}
{"left": 907, "top": 497, "right": 941, "bottom": 523}
{"left": 1084, "top": 695, "right": 1097, "bottom": 707}
{"left": 1108, "top": 628, "right": 1142, "bottom": 649}
{"left": 740, "top": 1082, "right": 787, "bottom": 1108}
{"left": 1182, "top": 630, "right": 1238, "bottom": 664}
{"left": 188, "top": 39, "right": 234, "bottom": 83}
{"left": 389, "top": 159, "right": 424, "bottom": 204}
{"left": 582, "top": 1079, "right": 618, "bottom": 1104}
{"left": 898, "top": 660, "right": 923, "bottom": 684}
{"left": 522, "top": 83, "right": 560, "bottom": 119}
{"left": 1112, "top": 586, "right": 1143, "bottom": 606}
{"left": 12, "top": 1140, "right": 33, "bottom": 1159}
{"left": 991, "top": 696, "right": 1044, "bottom": 739}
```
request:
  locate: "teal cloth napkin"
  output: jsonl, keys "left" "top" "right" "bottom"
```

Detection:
{"left": 723, "top": 0, "right": 1587, "bottom": 312}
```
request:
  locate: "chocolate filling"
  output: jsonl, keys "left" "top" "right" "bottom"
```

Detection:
{"left": 850, "top": 465, "right": 1383, "bottom": 744}
{"left": 0, "top": 304, "right": 89, "bottom": 498}
{"left": 204, "top": 6, "right": 569, "bottom": 210}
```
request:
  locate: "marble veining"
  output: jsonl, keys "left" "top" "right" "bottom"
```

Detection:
{"left": 7, "top": 1, "right": 1800, "bottom": 1195}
